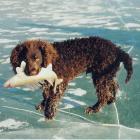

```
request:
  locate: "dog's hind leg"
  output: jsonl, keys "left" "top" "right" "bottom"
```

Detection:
{"left": 85, "top": 73, "right": 118, "bottom": 114}
{"left": 107, "top": 79, "right": 119, "bottom": 105}
{"left": 85, "top": 76, "right": 110, "bottom": 114}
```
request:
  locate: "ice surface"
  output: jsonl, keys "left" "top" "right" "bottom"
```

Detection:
{"left": 0, "top": 0, "right": 140, "bottom": 139}
{"left": 67, "top": 88, "right": 87, "bottom": 96}
{"left": 0, "top": 118, "right": 29, "bottom": 132}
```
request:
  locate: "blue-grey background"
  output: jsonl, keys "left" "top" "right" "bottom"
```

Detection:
{"left": 0, "top": 0, "right": 140, "bottom": 139}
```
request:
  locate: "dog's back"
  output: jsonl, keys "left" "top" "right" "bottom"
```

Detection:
{"left": 53, "top": 36, "right": 133, "bottom": 83}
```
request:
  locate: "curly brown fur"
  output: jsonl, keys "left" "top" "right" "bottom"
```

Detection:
{"left": 10, "top": 36, "right": 133, "bottom": 119}
{"left": 10, "top": 40, "right": 58, "bottom": 75}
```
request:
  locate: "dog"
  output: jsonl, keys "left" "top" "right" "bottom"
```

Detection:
{"left": 10, "top": 36, "right": 133, "bottom": 119}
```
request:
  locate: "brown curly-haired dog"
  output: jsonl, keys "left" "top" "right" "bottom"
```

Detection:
{"left": 10, "top": 36, "right": 133, "bottom": 119}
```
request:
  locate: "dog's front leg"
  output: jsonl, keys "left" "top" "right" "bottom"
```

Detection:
{"left": 44, "top": 82, "right": 67, "bottom": 120}
{"left": 35, "top": 81, "right": 51, "bottom": 111}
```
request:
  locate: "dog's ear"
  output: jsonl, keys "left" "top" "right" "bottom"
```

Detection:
{"left": 10, "top": 43, "right": 27, "bottom": 73}
{"left": 39, "top": 41, "right": 58, "bottom": 67}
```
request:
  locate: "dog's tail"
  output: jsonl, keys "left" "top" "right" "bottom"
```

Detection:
{"left": 119, "top": 49, "right": 133, "bottom": 83}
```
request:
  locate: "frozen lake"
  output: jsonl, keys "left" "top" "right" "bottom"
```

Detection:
{"left": 0, "top": 0, "right": 140, "bottom": 138}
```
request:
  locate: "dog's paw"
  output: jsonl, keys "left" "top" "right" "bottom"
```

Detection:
{"left": 44, "top": 112, "right": 55, "bottom": 120}
{"left": 85, "top": 106, "right": 100, "bottom": 114}
{"left": 44, "top": 107, "right": 56, "bottom": 120}
{"left": 107, "top": 97, "right": 116, "bottom": 105}
{"left": 35, "top": 104, "right": 44, "bottom": 111}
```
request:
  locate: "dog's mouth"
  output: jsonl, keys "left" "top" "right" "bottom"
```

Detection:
{"left": 30, "top": 70, "right": 39, "bottom": 76}
{"left": 25, "top": 68, "right": 41, "bottom": 76}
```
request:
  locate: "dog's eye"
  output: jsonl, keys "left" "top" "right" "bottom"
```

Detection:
{"left": 24, "top": 58, "right": 28, "bottom": 62}
{"left": 32, "top": 55, "right": 39, "bottom": 61}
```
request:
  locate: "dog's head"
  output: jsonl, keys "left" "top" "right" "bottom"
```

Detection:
{"left": 10, "top": 40, "right": 58, "bottom": 76}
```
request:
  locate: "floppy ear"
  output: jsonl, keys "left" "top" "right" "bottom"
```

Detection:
{"left": 39, "top": 41, "right": 58, "bottom": 67}
{"left": 10, "top": 43, "right": 27, "bottom": 73}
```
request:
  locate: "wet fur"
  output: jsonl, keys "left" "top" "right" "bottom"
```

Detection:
{"left": 10, "top": 36, "right": 133, "bottom": 119}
